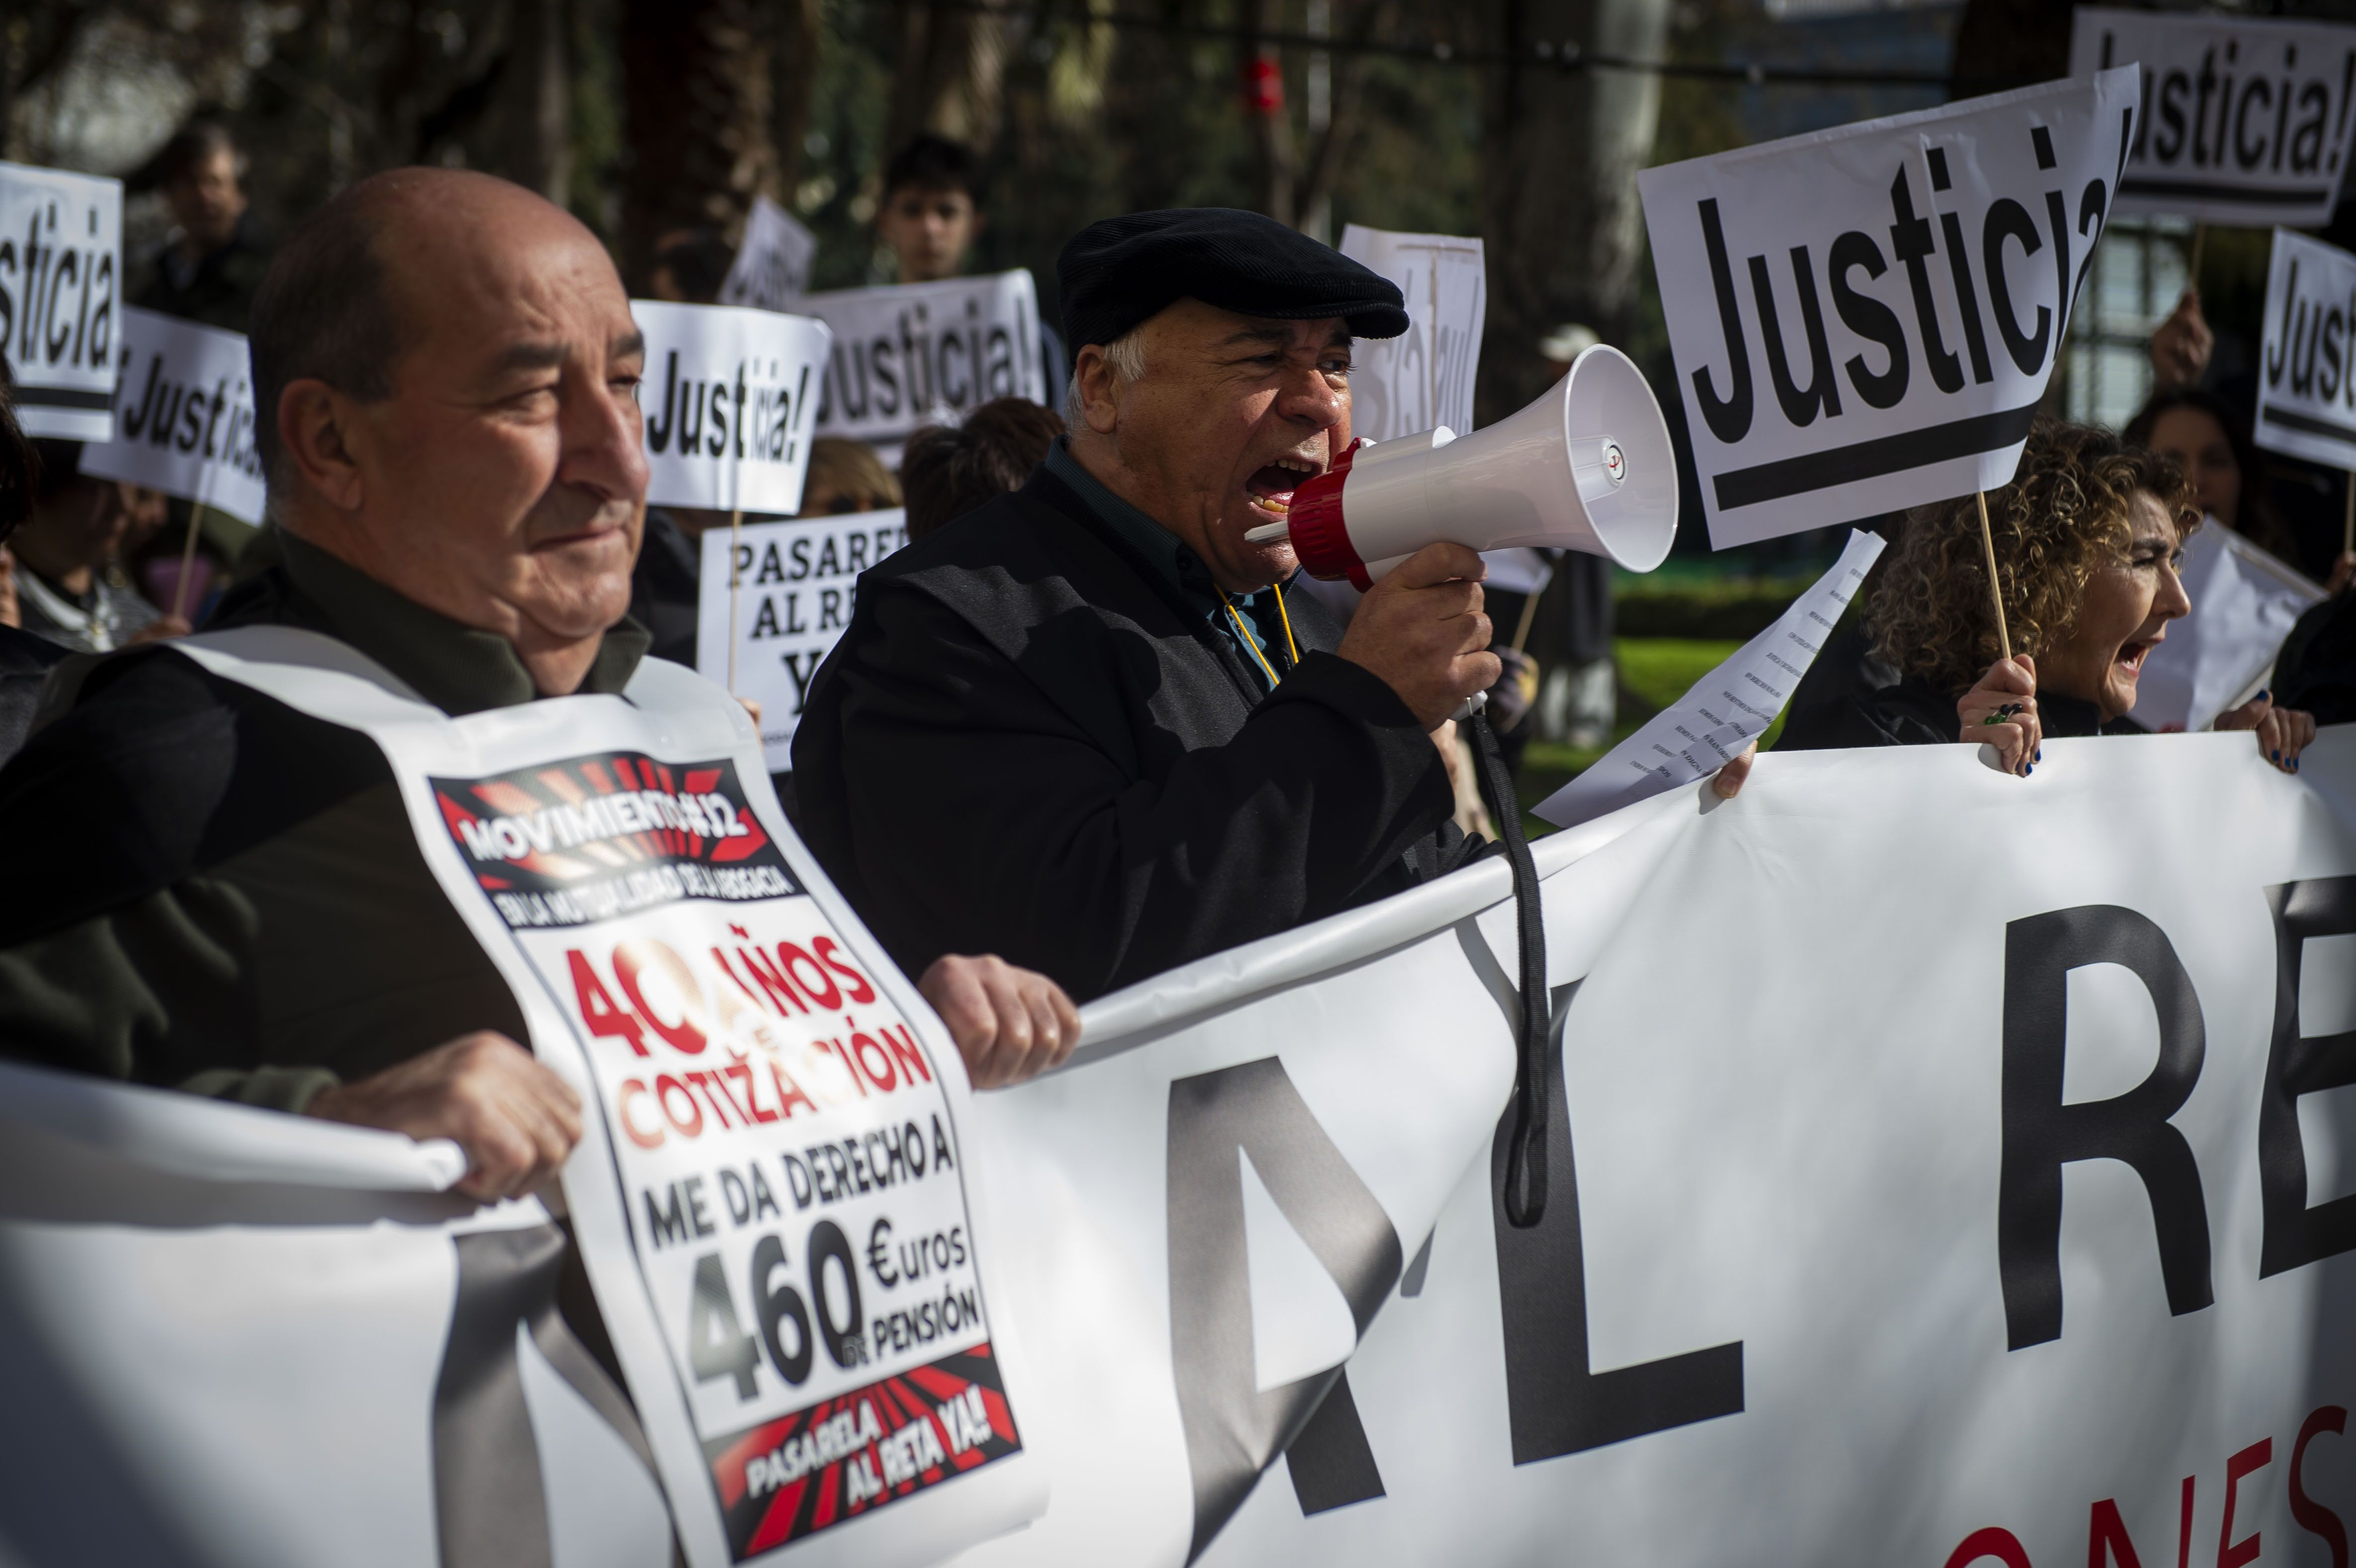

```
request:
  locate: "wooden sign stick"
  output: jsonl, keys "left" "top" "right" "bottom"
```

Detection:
{"left": 169, "top": 505, "right": 205, "bottom": 623}
{"left": 1976, "top": 490, "right": 2012, "bottom": 664}
{"left": 725, "top": 507, "right": 744, "bottom": 694}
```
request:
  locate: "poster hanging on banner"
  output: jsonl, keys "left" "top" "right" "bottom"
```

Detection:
{"left": 1640, "top": 69, "right": 2140, "bottom": 549}
{"left": 2133, "top": 521, "right": 2325, "bottom": 733}
{"left": 2069, "top": 8, "right": 2356, "bottom": 229}
{"left": 633, "top": 301, "right": 833, "bottom": 516}
{"left": 2254, "top": 227, "right": 2356, "bottom": 471}
{"left": 800, "top": 272, "right": 1046, "bottom": 444}
{"left": 1335, "top": 227, "right": 1483, "bottom": 443}
{"left": 79, "top": 306, "right": 266, "bottom": 525}
{"left": 696, "top": 509, "right": 908, "bottom": 770}
{"left": 722, "top": 196, "right": 820, "bottom": 314}
{"left": 0, "top": 160, "right": 122, "bottom": 440}
{"left": 169, "top": 629, "right": 1046, "bottom": 1568}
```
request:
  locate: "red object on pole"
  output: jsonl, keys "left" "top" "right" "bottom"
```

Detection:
{"left": 1240, "top": 56, "right": 1284, "bottom": 115}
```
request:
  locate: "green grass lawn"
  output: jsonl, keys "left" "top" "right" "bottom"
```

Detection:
{"left": 1514, "top": 636, "right": 1788, "bottom": 836}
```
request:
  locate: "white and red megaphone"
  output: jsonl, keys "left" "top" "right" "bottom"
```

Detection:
{"left": 1245, "top": 344, "right": 1677, "bottom": 586}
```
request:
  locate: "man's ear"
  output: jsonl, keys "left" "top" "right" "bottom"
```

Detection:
{"left": 1069, "top": 345, "right": 1122, "bottom": 436}
{"left": 278, "top": 380, "right": 365, "bottom": 512}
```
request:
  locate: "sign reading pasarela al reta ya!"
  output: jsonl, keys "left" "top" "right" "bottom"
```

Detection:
{"left": 0, "top": 160, "right": 122, "bottom": 441}
{"left": 631, "top": 300, "right": 833, "bottom": 516}
{"left": 798, "top": 270, "right": 1047, "bottom": 444}
{"left": 1640, "top": 69, "right": 2139, "bottom": 549}
{"left": 78, "top": 306, "right": 265, "bottom": 526}
{"left": 2069, "top": 8, "right": 2356, "bottom": 229}
{"left": 2254, "top": 227, "right": 2356, "bottom": 473}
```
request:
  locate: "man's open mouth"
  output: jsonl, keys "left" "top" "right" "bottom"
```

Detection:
{"left": 1245, "top": 455, "right": 1323, "bottom": 518}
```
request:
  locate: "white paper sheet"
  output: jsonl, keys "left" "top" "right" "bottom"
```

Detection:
{"left": 1534, "top": 527, "right": 1887, "bottom": 828}
{"left": 2131, "top": 521, "right": 2324, "bottom": 733}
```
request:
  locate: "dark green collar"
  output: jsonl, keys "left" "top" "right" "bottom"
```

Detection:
{"left": 276, "top": 529, "right": 647, "bottom": 717}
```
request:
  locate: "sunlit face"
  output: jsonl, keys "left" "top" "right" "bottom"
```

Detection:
{"left": 2146, "top": 405, "right": 2240, "bottom": 530}
{"left": 2037, "top": 490, "right": 2192, "bottom": 722}
{"left": 1089, "top": 300, "right": 1354, "bottom": 594}
{"left": 325, "top": 185, "right": 649, "bottom": 659}
{"left": 166, "top": 148, "right": 247, "bottom": 253}
{"left": 877, "top": 186, "right": 981, "bottom": 284}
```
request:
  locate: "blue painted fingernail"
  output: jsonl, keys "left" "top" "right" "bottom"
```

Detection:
{"left": 2259, "top": 688, "right": 2271, "bottom": 701}
{"left": 2034, "top": 748, "right": 2042, "bottom": 762}
{"left": 2273, "top": 749, "right": 2282, "bottom": 761}
{"left": 2024, "top": 764, "right": 2034, "bottom": 777}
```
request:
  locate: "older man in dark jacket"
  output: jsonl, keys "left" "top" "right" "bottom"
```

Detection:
{"left": 794, "top": 209, "right": 1507, "bottom": 1000}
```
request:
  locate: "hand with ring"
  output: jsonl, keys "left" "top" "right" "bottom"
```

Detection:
{"left": 1954, "top": 655, "right": 2041, "bottom": 778}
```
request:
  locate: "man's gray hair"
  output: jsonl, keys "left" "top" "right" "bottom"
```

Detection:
{"left": 1064, "top": 327, "right": 1148, "bottom": 424}
{"left": 248, "top": 176, "right": 411, "bottom": 497}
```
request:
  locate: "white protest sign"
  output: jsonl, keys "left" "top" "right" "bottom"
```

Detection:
{"left": 78, "top": 306, "right": 265, "bottom": 525}
{"left": 1534, "top": 527, "right": 1885, "bottom": 828}
{"left": 698, "top": 509, "right": 908, "bottom": 770}
{"left": 1336, "top": 227, "right": 1483, "bottom": 442}
{"left": 634, "top": 300, "right": 833, "bottom": 517}
{"left": 0, "top": 160, "right": 122, "bottom": 440}
{"left": 722, "top": 196, "right": 820, "bottom": 313}
{"left": 2135, "top": 520, "right": 2325, "bottom": 734}
{"left": 2071, "top": 8, "right": 2356, "bottom": 228}
{"left": 170, "top": 630, "right": 1045, "bottom": 1568}
{"left": 2255, "top": 227, "right": 2356, "bottom": 472}
{"left": 801, "top": 272, "right": 1046, "bottom": 444}
{"left": 1641, "top": 71, "right": 2140, "bottom": 549}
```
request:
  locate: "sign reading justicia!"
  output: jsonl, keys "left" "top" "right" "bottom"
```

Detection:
{"left": 1640, "top": 69, "right": 2139, "bottom": 547}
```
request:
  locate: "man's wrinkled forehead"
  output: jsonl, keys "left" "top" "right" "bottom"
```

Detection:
{"left": 380, "top": 214, "right": 633, "bottom": 373}
{"left": 1151, "top": 299, "right": 1352, "bottom": 351}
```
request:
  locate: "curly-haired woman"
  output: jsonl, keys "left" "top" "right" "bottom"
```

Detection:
{"left": 1780, "top": 420, "right": 2315, "bottom": 774}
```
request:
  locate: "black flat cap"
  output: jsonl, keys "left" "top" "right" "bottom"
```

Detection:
{"left": 1057, "top": 208, "right": 1410, "bottom": 351}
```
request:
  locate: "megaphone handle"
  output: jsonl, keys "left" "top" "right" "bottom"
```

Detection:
{"left": 1451, "top": 689, "right": 1488, "bottom": 723}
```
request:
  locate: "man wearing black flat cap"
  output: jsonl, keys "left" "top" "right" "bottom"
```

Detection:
{"left": 793, "top": 208, "right": 1502, "bottom": 1000}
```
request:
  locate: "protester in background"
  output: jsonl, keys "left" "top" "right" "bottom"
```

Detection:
{"left": 646, "top": 226, "right": 736, "bottom": 305}
{"left": 2123, "top": 387, "right": 2344, "bottom": 583}
{"left": 1779, "top": 421, "right": 2314, "bottom": 774}
{"left": 0, "top": 386, "right": 68, "bottom": 762}
{"left": 876, "top": 133, "right": 1068, "bottom": 387}
{"left": 900, "top": 397, "right": 1065, "bottom": 541}
{"left": 0, "top": 169, "right": 1080, "bottom": 1205}
{"left": 12, "top": 440, "right": 184, "bottom": 654}
{"left": 1527, "top": 322, "right": 1615, "bottom": 749}
{"left": 2143, "top": 287, "right": 2356, "bottom": 591}
{"left": 130, "top": 119, "right": 269, "bottom": 333}
{"left": 795, "top": 208, "right": 1754, "bottom": 1001}
{"left": 801, "top": 436, "right": 901, "bottom": 516}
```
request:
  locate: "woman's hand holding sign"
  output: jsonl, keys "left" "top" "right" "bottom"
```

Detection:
{"left": 1957, "top": 656, "right": 2042, "bottom": 777}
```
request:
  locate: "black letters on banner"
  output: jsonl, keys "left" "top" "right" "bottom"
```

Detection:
{"left": 1490, "top": 981, "right": 1745, "bottom": 1464}
{"left": 434, "top": 1226, "right": 658, "bottom": 1568}
{"left": 2261, "top": 876, "right": 2356, "bottom": 1277}
{"left": 1999, "top": 905, "right": 2213, "bottom": 1350}
{"left": 1165, "top": 1057, "right": 1402, "bottom": 1563}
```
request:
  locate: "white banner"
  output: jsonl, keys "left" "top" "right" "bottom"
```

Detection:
{"left": 722, "top": 197, "right": 820, "bottom": 314}
{"left": 634, "top": 300, "right": 834, "bottom": 516}
{"left": 2071, "top": 8, "right": 2356, "bottom": 229}
{"left": 801, "top": 273, "right": 1046, "bottom": 444}
{"left": 1641, "top": 71, "right": 2139, "bottom": 549}
{"left": 2136, "top": 521, "right": 2327, "bottom": 734}
{"left": 6, "top": 674, "right": 2356, "bottom": 1568}
{"left": 2256, "top": 228, "right": 2356, "bottom": 473}
{"left": 696, "top": 509, "right": 908, "bottom": 770}
{"left": 0, "top": 159, "right": 123, "bottom": 440}
{"left": 1336, "top": 227, "right": 1483, "bottom": 443}
{"left": 79, "top": 305, "right": 266, "bottom": 524}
